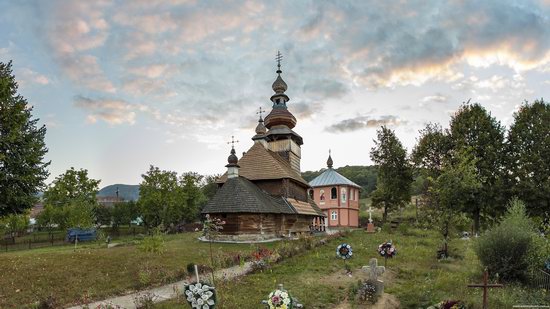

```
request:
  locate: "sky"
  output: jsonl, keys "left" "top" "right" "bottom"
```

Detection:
{"left": 1, "top": 0, "right": 549, "bottom": 187}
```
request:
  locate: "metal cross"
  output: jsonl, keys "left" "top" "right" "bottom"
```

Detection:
{"left": 275, "top": 50, "right": 283, "bottom": 70}
{"left": 468, "top": 268, "right": 503, "bottom": 309}
{"left": 256, "top": 107, "right": 265, "bottom": 119}
{"left": 227, "top": 136, "right": 239, "bottom": 149}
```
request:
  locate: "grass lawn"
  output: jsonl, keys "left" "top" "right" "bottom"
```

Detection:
{"left": 157, "top": 227, "right": 549, "bottom": 308}
{"left": 0, "top": 232, "right": 273, "bottom": 308}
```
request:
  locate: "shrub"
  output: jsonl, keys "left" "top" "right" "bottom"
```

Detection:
{"left": 474, "top": 198, "right": 540, "bottom": 282}
{"left": 137, "top": 229, "right": 165, "bottom": 254}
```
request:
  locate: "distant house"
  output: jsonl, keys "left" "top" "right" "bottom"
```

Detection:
{"left": 97, "top": 196, "right": 124, "bottom": 208}
{"left": 29, "top": 203, "right": 44, "bottom": 219}
{"left": 309, "top": 153, "right": 361, "bottom": 228}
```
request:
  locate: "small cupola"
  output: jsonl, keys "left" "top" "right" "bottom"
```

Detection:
{"left": 226, "top": 137, "right": 240, "bottom": 179}
{"left": 327, "top": 150, "right": 333, "bottom": 169}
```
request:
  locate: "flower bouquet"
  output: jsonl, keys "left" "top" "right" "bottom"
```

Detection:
{"left": 377, "top": 241, "right": 396, "bottom": 258}
{"left": 266, "top": 287, "right": 294, "bottom": 309}
{"left": 378, "top": 241, "right": 396, "bottom": 267}
{"left": 336, "top": 243, "right": 353, "bottom": 260}
{"left": 184, "top": 282, "right": 216, "bottom": 309}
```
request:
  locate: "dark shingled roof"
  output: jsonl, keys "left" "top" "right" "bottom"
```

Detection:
{"left": 203, "top": 177, "right": 325, "bottom": 217}
{"left": 202, "top": 177, "right": 295, "bottom": 214}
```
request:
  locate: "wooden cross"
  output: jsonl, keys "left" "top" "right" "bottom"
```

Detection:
{"left": 275, "top": 50, "right": 283, "bottom": 71}
{"left": 468, "top": 268, "right": 503, "bottom": 309}
{"left": 256, "top": 107, "right": 265, "bottom": 120}
{"left": 227, "top": 136, "right": 239, "bottom": 149}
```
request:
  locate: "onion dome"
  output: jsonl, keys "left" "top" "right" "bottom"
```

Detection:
{"left": 327, "top": 151, "right": 333, "bottom": 168}
{"left": 226, "top": 147, "right": 239, "bottom": 167}
{"left": 255, "top": 116, "right": 267, "bottom": 135}
{"left": 264, "top": 108, "right": 297, "bottom": 129}
{"left": 272, "top": 74, "right": 288, "bottom": 94}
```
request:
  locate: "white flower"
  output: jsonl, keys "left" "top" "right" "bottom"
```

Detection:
{"left": 207, "top": 299, "right": 215, "bottom": 305}
{"left": 197, "top": 298, "right": 204, "bottom": 306}
{"left": 202, "top": 305, "right": 209, "bottom": 309}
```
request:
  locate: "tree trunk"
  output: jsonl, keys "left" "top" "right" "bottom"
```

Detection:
{"left": 383, "top": 203, "right": 388, "bottom": 223}
{"left": 473, "top": 207, "right": 480, "bottom": 235}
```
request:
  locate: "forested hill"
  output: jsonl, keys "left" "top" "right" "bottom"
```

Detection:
{"left": 97, "top": 184, "right": 140, "bottom": 201}
{"left": 302, "top": 165, "right": 378, "bottom": 197}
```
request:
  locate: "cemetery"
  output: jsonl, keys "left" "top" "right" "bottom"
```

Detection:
{"left": 1, "top": 2, "right": 550, "bottom": 308}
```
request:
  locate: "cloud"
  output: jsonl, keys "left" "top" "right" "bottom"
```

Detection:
{"left": 420, "top": 93, "right": 449, "bottom": 107}
{"left": 18, "top": 68, "right": 49, "bottom": 86}
{"left": 128, "top": 64, "right": 171, "bottom": 78}
{"left": 325, "top": 115, "right": 406, "bottom": 133}
{"left": 44, "top": 1, "right": 114, "bottom": 93}
{"left": 60, "top": 55, "right": 115, "bottom": 93}
{"left": 289, "top": 102, "right": 323, "bottom": 120}
{"left": 74, "top": 96, "right": 145, "bottom": 125}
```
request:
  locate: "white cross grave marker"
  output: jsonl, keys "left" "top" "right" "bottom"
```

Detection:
{"left": 362, "top": 258, "right": 386, "bottom": 296}
{"left": 367, "top": 206, "right": 374, "bottom": 223}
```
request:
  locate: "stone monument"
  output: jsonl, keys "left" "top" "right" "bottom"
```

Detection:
{"left": 362, "top": 258, "right": 385, "bottom": 296}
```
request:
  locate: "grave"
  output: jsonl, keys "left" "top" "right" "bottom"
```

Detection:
{"left": 366, "top": 206, "right": 376, "bottom": 233}
{"left": 362, "top": 258, "right": 386, "bottom": 296}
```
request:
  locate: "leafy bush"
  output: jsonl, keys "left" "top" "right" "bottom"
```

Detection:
{"left": 138, "top": 229, "right": 165, "bottom": 254}
{"left": 474, "top": 198, "right": 541, "bottom": 282}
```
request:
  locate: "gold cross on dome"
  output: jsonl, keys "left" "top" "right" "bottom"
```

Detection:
{"left": 227, "top": 136, "right": 240, "bottom": 149}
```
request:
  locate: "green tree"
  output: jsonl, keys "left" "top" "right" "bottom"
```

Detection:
{"left": 138, "top": 166, "right": 184, "bottom": 229}
{"left": 43, "top": 168, "right": 100, "bottom": 207}
{"left": 65, "top": 202, "right": 95, "bottom": 229}
{"left": 370, "top": 126, "right": 413, "bottom": 222}
{"left": 450, "top": 102, "right": 505, "bottom": 232}
{"left": 431, "top": 149, "right": 481, "bottom": 256}
{"left": 0, "top": 213, "right": 30, "bottom": 237}
{"left": 0, "top": 61, "right": 50, "bottom": 216}
{"left": 181, "top": 172, "right": 207, "bottom": 222}
{"left": 95, "top": 205, "right": 112, "bottom": 227}
{"left": 506, "top": 99, "right": 550, "bottom": 218}
{"left": 112, "top": 200, "right": 139, "bottom": 229}
{"left": 411, "top": 123, "right": 452, "bottom": 180}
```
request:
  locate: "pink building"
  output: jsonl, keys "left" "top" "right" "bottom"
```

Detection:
{"left": 309, "top": 153, "right": 361, "bottom": 228}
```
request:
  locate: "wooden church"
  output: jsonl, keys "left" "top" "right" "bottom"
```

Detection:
{"left": 201, "top": 57, "right": 326, "bottom": 242}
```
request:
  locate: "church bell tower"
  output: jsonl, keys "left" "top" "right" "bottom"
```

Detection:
{"left": 262, "top": 51, "right": 303, "bottom": 173}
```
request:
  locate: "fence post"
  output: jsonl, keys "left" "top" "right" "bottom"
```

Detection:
{"left": 51, "top": 233, "right": 54, "bottom": 246}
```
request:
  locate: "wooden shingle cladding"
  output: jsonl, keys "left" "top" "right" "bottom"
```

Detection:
{"left": 217, "top": 142, "right": 309, "bottom": 187}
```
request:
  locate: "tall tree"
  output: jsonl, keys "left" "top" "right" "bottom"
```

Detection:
{"left": 370, "top": 126, "right": 413, "bottom": 222}
{"left": 431, "top": 149, "right": 482, "bottom": 256}
{"left": 0, "top": 61, "right": 50, "bottom": 216}
{"left": 507, "top": 99, "right": 550, "bottom": 218}
{"left": 181, "top": 172, "right": 207, "bottom": 222}
{"left": 411, "top": 123, "right": 452, "bottom": 180}
{"left": 43, "top": 168, "right": 100, "bottom": 207}
{"left": 449, "top": 102, "right": 505, "bottom": 232}
{"left": 139, "top": 165, "right": 185, "bottom": 229}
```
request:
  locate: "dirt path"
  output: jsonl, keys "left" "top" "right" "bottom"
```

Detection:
{"left": 66, "top": 262, "right": 254, "bottom": 309}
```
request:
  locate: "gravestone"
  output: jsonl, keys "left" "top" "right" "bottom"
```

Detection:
{"left": 362, "top": 258, "right": 385, "bottom": 296}
{"left": 366, "top": 206, "right": 376, "bottom": 233}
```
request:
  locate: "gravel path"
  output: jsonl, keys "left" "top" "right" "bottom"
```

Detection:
{"left": 66, "top": 262, "right": 254, "bottom": 309}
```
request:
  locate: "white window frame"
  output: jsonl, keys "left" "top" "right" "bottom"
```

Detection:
{"left": 331, "top": 211, "right": 338, "bottom": 221}
{"left": 341, "top": 188, "right": 347, "bottom": 203}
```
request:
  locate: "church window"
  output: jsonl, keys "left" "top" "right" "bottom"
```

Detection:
{"left": 331, "top": 211, "right": 337, "bottom": 221}
{"left": 309, "top": 189, "right": 314, "bottom": 199}
{"left": 341, "top": 188, "right": 347, "bottom": 203}
{"left": 350, "top": 189, "right": 354, "bottom": 201}
{"left": 331, "top": 187, "right": 337, "bottom": 199}
{"left": 320, "top": 190, "right": 325, "bottom": 204}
